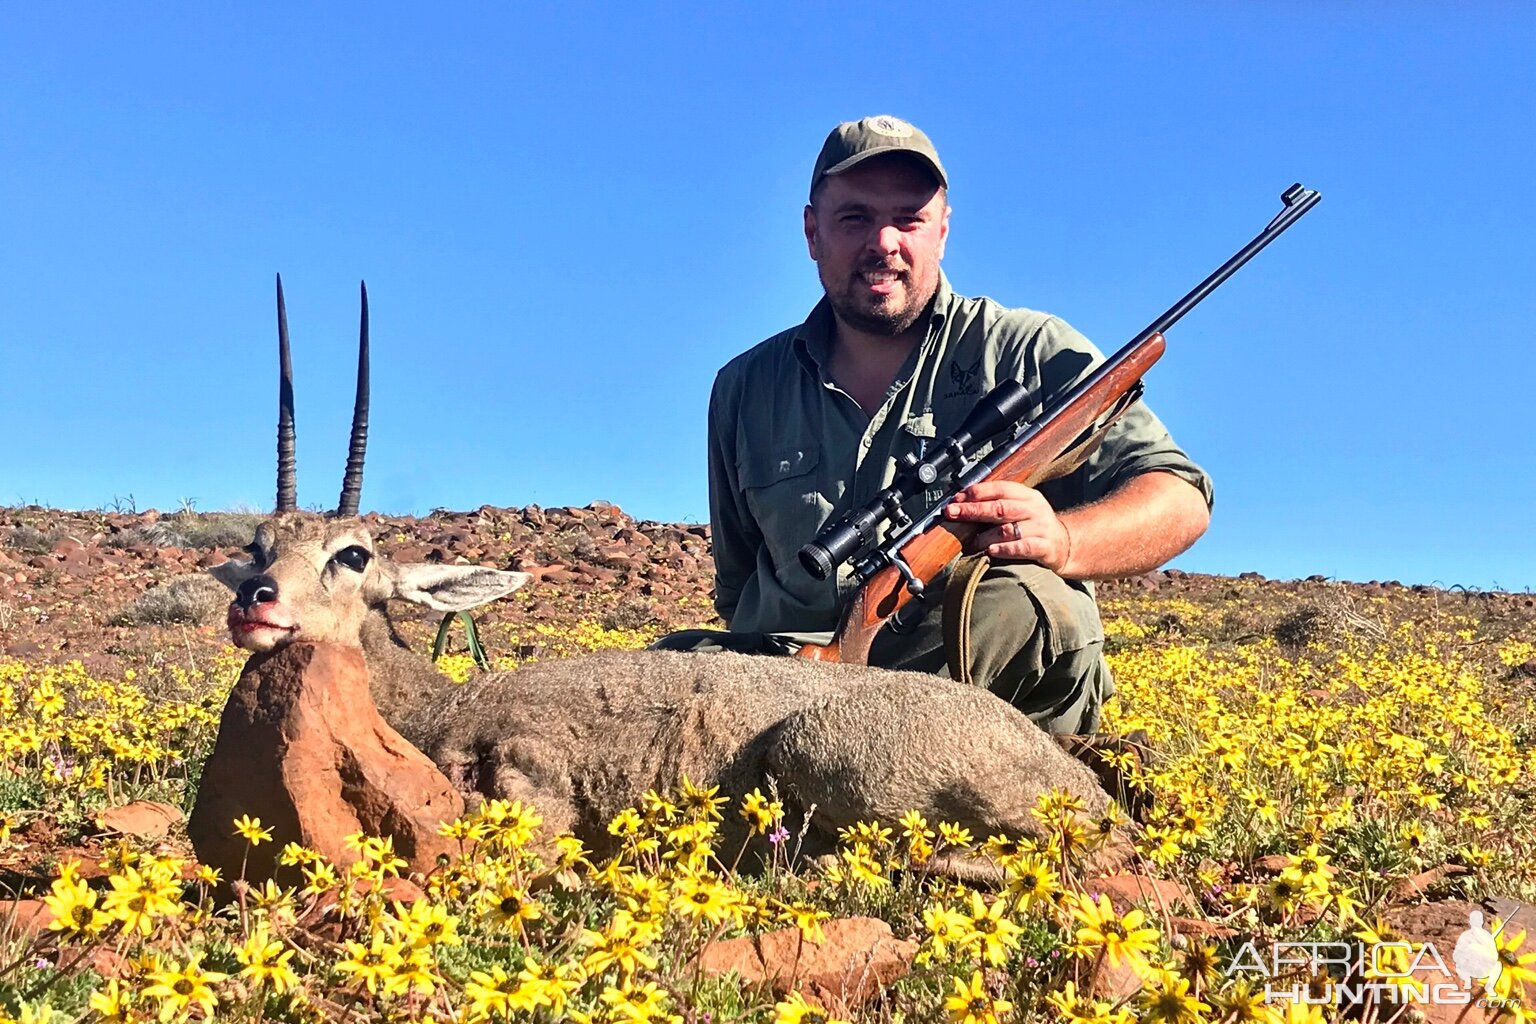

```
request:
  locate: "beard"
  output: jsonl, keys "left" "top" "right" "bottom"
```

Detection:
{"left": 820, "top": 262, "right": 934, "bottom": 336}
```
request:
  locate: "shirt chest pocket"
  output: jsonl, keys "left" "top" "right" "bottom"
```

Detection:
{"left": 738, "top": 445, "right": 833, "bottom": 578}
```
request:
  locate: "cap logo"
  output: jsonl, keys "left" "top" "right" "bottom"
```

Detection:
{"left": 864, "top": 115, "right": 913, "bottom": 139}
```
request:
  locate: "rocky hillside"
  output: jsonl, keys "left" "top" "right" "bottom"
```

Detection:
{"left": 3, "top": 502, "right": 1534, "bottom": 677}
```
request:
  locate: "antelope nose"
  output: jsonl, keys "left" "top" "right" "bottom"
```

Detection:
{"left": 235, "top": 574, "right": 280, "bottom": 609}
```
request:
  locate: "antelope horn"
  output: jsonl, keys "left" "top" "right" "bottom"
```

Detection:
{"left": 336, "top": 280, "right": 369, "bottom": 517}
{"left": 275, "top": 273, "right": 298, "bottom": 512}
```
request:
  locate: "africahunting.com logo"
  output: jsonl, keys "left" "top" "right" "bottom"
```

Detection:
{"left": 1227, "top": 908, "right": 1531, "bottom": 1010}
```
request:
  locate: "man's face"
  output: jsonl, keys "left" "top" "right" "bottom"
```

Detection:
{"left": 804, "top": 154, "right": 950, "bottom": 337}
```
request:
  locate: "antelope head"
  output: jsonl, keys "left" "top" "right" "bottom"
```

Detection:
{"left": 210, "top": 276, "right": 530, "bottom": 653}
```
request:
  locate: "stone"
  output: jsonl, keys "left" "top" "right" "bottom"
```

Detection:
{"left": 694, "top": 916, "right": 917, "bottom": 1015}
{"left": 1168, "top": 916, "right": 1238, "bottom": 939}
{"left": 1389, "top": 864, "right": 1473, "bottom": 903}
{"left": 188, "top": 643, "right": 465, "bottom": 886}
{"left": 1372, "top": 899, "right": 1536, "bottom": 1024}
{"left": 0, "top": 899, "right": 55, "bottom": 935}
{"left": 1084, "top": 873, "right": 1197, "bottom": 916}
{"left": 1094, "top": 957, "right": 1149, "bottom": 1001}
{"left": 96, "top": 800, "right": 184, "bottom": 839}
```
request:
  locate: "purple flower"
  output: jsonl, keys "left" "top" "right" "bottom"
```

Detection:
{"left": 769, "top": 826, "right": 790, "bottom": 845}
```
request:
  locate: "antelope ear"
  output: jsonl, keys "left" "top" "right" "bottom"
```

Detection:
{"left": 209, "top": 557, "right": 260, "bottom": 592}
{"left": 386, "top": 563, "right": 532, "bottom": 612}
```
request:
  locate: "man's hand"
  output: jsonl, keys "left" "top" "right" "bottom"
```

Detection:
{"left": 943, "top": 472, "right": 1210, "bottom": 581}
{"left": 944, "top": 481, "right": 1071, "bottom": 572}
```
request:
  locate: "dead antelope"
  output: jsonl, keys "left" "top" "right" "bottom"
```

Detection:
{"left": 203, "top": 277, "right": 1120, "bottom": 869}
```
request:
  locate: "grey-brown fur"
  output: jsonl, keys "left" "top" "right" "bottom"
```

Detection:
{"left": 393, "top": 648, "right": 1110, "bottom": 862}
{"left": 211, "top": 512, "right": 1114, "bottom": 865}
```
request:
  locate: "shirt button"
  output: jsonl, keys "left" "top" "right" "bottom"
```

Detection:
{"left": 861, "top": 437, "right": 873, "bottom": 449}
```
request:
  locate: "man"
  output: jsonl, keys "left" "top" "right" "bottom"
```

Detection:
{"left": 665, "top": 115, "right": 1212, "bottom": 736}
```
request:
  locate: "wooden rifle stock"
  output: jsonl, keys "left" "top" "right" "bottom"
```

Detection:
{"left": 796, "top": 332, "right": 1166, "bottom": 665}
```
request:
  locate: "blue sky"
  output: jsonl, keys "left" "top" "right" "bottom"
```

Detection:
{"left": 3, "top": 4, "right": 1533, "bottom": 589}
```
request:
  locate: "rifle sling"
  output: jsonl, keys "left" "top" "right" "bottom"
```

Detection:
{"left": 942, "top": 405, "right": 1127, "bottom": 686}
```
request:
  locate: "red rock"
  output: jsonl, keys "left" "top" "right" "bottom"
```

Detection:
{"left": 1084, "top": 873, "right": 1197, "bottom": 915}
{"left": 1168, "top": 916, "right": 1238, "bottom": 939}
{"left": 96, "top": 801, "right": 184, "bottom": 839}
{"left": 1374, "top": 900, "right": 1536, "bottom": 1024}
{"left": 1390, "top": 864, "right": 1473, "bottom": 903}
{"left": 0, "top": 899, "right": 55, "bottom": 935}
{"left": 188, "top": 643, "right": 465, "bottom": 887}
{"left": 1094, "top": 957, "right": 1148, "bottom": 1001}
{"left": 695, "top": 917, "right": 916, "bottom": 1015}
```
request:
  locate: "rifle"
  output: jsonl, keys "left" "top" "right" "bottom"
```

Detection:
{"left": 794, "top": 183, "right": 1322, "bottom": 666}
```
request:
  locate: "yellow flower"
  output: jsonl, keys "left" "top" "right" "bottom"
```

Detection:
{"left": 774, "top": 990, "right": 850, "bottom": 1024}
{"left": 740, "top": 788, "right": 783, "bottom": 833}
{"left": 945, "top": 969, "right": 1013, "bottom": 1024}
{"left": 1070, "top": 892, "right": 1159, "bottom": 973}
{"left": 88, "top": 978, "right": 132, "bottom": 1022}
{"left": 301, "top": 859, "right": 340, "bottom": 896}
{"left": 232, "top": 813, "right": 274, "bottom": 845}
{"left": 1005, "top": 854, "right": 1060, "bottom": 914}
{"left": 600, "top": 979, "right": 673, "bottom": 1022}
{"left": 464, "top": 964, "right": 528, "bottom": 1020}
{"left": 142, "top": 954, "right": 228, "bottom": 1022}
{"left": 677, "top": 774, "right": 728, "bottom": 822}
{"left": 670, "top": 872, "right": 736, "bottom": 927}
{"left": 963, "top": 890, "right": 1023, "bottom": 967}
{"left": 482, "top": 881, "right": 544, "bottom": 930}
{"left": 236, "top": 926, "right": 299, "bottom": 994}
{"left": 335, "top": 933, "right": 405, "bottom": 994}
{"left": 776, "top": 900, "right": 831, "bottom": 944}
{"left": 383, "top": 945, "right": 441, "bottom": 998}
{"left": 583, "top": 920, "right": 660, "bottom": 978}
{"left": 389, "top": 898, "right": 461, "bottom": 948}
{"left": 938, "top": 822, "right": 975, "bottom": 849}
{"left": 101, "top": 865, "right": 181, "bottom": 936}
{"left": 1138, "top": 969, "right": 1210, "bottom": 1024}
{"left": 1493, "top": 924, "right": 1536, "bottom": 1001}
{"left": 1213, "top": 978, "right": 1283, "bottom": 1024}
{"left": 609, "top": 807, "right": 644, "bottom": 837}
{"left": 43, "top": 871, "right": 105, "bottom": 938}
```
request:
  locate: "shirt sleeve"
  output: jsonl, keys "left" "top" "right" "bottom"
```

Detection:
{"left": 706, "top": 367, "right": 761, "bottom": 626}
{"left": 1022, "top": 316, "right": 1215, "bottom": 511}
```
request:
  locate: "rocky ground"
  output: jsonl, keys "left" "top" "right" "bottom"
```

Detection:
{"left": 0, "top": 502, "right": 720, "bottom": 675}
{"left": 4, "top": 503, "right": 1536, "bottom": 1021}
{"left": 3, "top": 501, "right": 1534, "bottom": 674}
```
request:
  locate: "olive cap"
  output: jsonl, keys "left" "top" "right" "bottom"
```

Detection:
{"left": 809, "top": 115, "right": 948, "bottom": 200}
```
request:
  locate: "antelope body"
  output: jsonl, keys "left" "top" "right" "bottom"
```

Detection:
{"left": 205, "top": 279, "right": 1116, "bottom": 866}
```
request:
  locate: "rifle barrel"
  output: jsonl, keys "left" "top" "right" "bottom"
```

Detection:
{"left": 1130, "top": 183, "right": 1321, "bottom": 353}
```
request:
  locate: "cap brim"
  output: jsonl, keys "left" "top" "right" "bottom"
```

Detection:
{"left": 823, "top": 147, "right": 948, "bottom": 188}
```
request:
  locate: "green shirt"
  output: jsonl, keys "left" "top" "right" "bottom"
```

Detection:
{"left": 708, "top": 274, "right": 1214, "bottom": 633}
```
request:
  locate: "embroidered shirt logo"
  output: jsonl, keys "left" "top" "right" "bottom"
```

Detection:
{"left": 944, "top": 357, "right": 982, "bottom": 399}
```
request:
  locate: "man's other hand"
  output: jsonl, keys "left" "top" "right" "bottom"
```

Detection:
{"left": 944, "top": 481, "right": 1071, "bottom": 572}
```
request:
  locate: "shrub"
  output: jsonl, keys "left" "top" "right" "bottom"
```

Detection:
{"left": 4, "top": 524, "right": 71, "bottom": 554}
{"left": 109, "top": 573, "right": 231, "bottom": 626}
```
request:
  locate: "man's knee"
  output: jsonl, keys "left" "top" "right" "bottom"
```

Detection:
{"left": 966, "top": 564, "right": 1111, "bottom": 732}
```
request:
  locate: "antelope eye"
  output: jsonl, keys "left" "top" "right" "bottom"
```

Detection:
{"left": 333, "top": 545, "right": 371, "bottom": 572}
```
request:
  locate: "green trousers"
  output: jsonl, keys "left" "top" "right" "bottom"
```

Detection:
{"left": 651, "top": 562, "right": 1114, "bottom": 735}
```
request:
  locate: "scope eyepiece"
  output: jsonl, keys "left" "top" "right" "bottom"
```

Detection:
{"left": 798, "top": 508, "right": 880, "bottom": 581}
